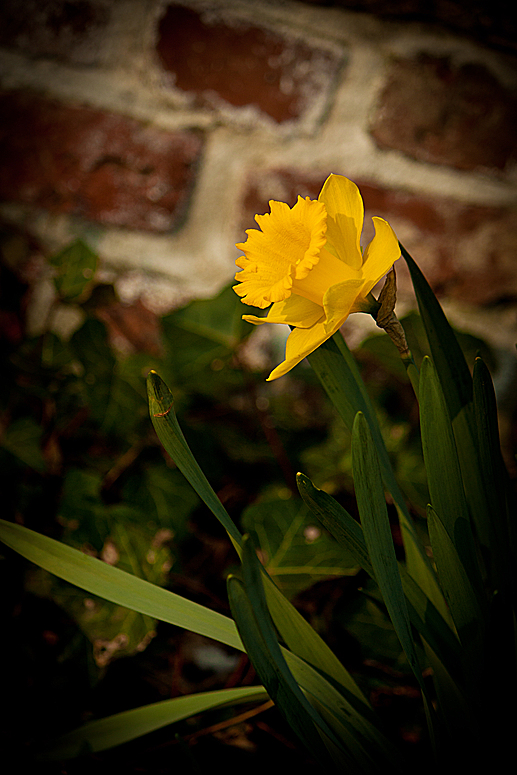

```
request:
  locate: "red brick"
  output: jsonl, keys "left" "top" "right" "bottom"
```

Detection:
{"left": 240, "top": 170, "right": 517, "bottom": 306}
{"left": 0, "top": 91, "right": 204, "bottom": 232}
{"left": 0, "top": 0, "right": 111, "bottom": 65}
{"left": 156, "top": 4, "right": 342, "bottom": 123}
{"left": 96, "top": 298, "right": 164, "bottom": 357}
{"left": 370, "top": 55, "right": 517, "bottom": 171}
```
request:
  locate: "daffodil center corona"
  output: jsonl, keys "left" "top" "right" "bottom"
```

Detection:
{"left": 234, "top": 196, "right": 328, "bottom": 308}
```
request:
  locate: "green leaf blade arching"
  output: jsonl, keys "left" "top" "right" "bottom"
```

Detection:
{"left": 427, "top": 504, "right": 484, "bottom": 680}
{"left": 351, "top": 413, "right": 423, "bottom": 685}
{"left": 147, "top": 371, "right": 242, "bottom": 549}
{"left": 418, "top": 357, "right": 485, "bottom": 610}
{"left": 0, "top": 519, "right": 242, "bottom": 652}
{"left": 400, "top": 245, "right": 472, "bottom": 418}
{"left": 402, "top": 244, "right": 492, "bottom": 551}
{"left": 307, "top": 333, "right": 432, "bottom": 592}
{"left": 227, "top": 573, "right": 339, "bottom": 768}
{"left": 40, "top": 687, "right": 268, "bottom": 760}
{"left": 148, "top": 371, "right": 369, "bottom": 706}
{"left": 472, "top": 356, "right": 515, "bottom": 593}
{"left": 229, "top": 536, "right": 400, "bottom": 773}
{"left": 351, "top": 412, "right": 441, "bottom": 749}
{"left": 296, "top": 473, "right": 462, "bottom": 681}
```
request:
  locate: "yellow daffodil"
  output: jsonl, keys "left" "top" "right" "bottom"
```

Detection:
{"left": 233, "top": 174, "right": 401, "bottom": 380}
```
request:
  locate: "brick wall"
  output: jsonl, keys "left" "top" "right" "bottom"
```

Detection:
{"left": 1, "top": 0, "right": 516, "bottom": 355}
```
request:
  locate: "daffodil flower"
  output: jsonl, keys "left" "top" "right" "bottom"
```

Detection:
{"left": 233, "top": 174, "right": 401, "bottom": 380}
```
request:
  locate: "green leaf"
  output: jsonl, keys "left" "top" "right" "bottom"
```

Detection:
{"left": 232, "top": 537, "right": 405, "bottom": 773}
{"left": 285, "top": 649, "right": 403, "bottom": 774}
{"left": 26, "top": 518, "right": 175, "bottom": 664}
{"left": 121, "top": 464, "right": 200, "bottom": 536}
{"left": 296, "top": 472, "right": 461, "bottom": 677}
{"left": 147, "top": 371, "right": 242, "bottom": 549}
{"left": 402, "top": 243, "right": 492, "bottom": 550}
{"left": 427, "top": 504, "right": 484, "bottom": 683}
{"left": 307, "top": 333, "right": 431, "bottom": 582}
{"left": 0, "top": 417, "right": 46, "bottom": 471}
{"left": 0, "top": 519, "right": 391, "bottom": 768}
{"left": 70, "top": 317, "right": 116, "bottom": 426}
{"left": 473, "top": 356, "right": 515, "bottom": 592}
{"left": 228, "top": 536, "right": 344, "bottom": 769}
{"left": 228, "top": 576, "right": 341, "bottom": 770}
{"left": 401, "top": 245, "right": 472, "bottom": 417}
{"left": 419, "top": 357, "right": 485, "bottom": 606}
{"left": 352, "top": 413, "right": 424, "bottom": 683}
{"left": 0, "top": 519, "right": 242, "bottom": 652}
{"left": 241, "top": 496, "right": 358, "bottom": 599}
{"left": 352, "top": 412, "right": 441, "bottom": 748}
{"left": 262, "top": 568, "right": 372, "bottom": 707}
{"left": 50, "top": 239, "right": 97, "bottom": 301}
{"left": 40, "top": 686, "right": 268, "bottom": 759}
{"left": 160, "top": 285, "right": 258, "bottom": 397}
{"left": 171, "top": 284, "right": 254, "bottom": 348}
{"left": 148, "top": 370, "right": 369, "bottom": 703}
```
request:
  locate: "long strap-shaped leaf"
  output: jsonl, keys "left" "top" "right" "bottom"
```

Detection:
{"left": 147, "top": 370, "right": 370, "bottom": 703}
{"left": 419, "top": 357, "right": 486, "bottom": 612}
{"left": 147, "top": 370, "right": 242, "bottom": 548}
{"left": 307, "top": 333, "right": 433, "bottom": 586}
{"left": 401, "top": 243, "right": 492, "bottom": 551}
{"left": 296, "top": 473, "right": 462, "bottom": 682}
{"left": 228, "top": 536, "right": 345, "bottom": 770}
{"left": 473, "top": 356, "right": 515, "bottom": 595}
{"left": 351, "top": 412, "right": 440, "bottom": 750}
{"left": 229, "top": 536, "right": 404, "bottom": 773}
{"left": 282, "top": 647, "right": 405, "bottom": 772}
{"left": 0, "top": 519, "right": 242, "bottom": 651}
{"left": 40, "top": 686, "right": 268, "bottom": 760}
{"left": 307, "top": 334, "right": 407, "bottom": 517}
{"left": 6, "top": 515, "right": 407, "bottom": 770}
{"left": 427, "top": 504, "right": 484, "bottom": 688}
{"left": 0, "top": 517, "right": 386, "bottom": 764}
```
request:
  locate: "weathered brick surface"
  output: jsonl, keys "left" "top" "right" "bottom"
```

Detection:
{"left": 370, "top": 55, "right": 517, "bottom": 171}
{"left": 0, "top": 0, "right": 112, "bottom": 66}
{"left": 298, "top": 0, "right": 517, "bottom": 55}
{"left": 0, "top": 91, "right": 203, "bottom": 232}
{"left": 240, "top": 170, "right": 517, "bottom": 306}
{"left": 156, "top": 4, "right": 342, "bottom": 123}
{"left": 96, "top": 297, "right": 164, "bottom": 356}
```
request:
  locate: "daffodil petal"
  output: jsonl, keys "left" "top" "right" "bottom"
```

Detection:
{"left": 361, "top": 217, "right": 401, "bottom": 295}
{"left": 242, "top": 294, "right": 323, "bottom": 329}
{"left": 266, "top": 317, "right": 334, "bottom": 381}
{"left": 271, "top": 296, "right": 324, "bottom": 328}
{"left": 322, "top": 278, "right": 365, "bottom": 333}
{"left": 318, "top": 174, "right": 363, "bottom": 270}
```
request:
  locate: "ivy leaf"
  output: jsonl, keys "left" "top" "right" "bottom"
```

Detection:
{"left": 241, "top": 495, "right": 359, "bottom": 599}
{"left": 50, "top": 239, "right": 97, "bottom": 301}
{"left": 26, "top": 520, "right": 174, "bottom": 666}
{"left": 0, "top": 417, "right": 46, "bottom": 472}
